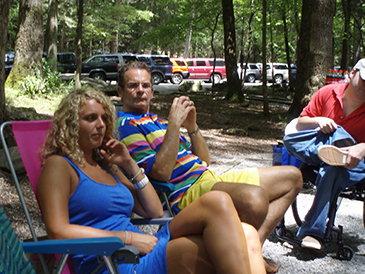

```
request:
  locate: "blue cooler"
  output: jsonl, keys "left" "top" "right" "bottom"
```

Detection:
{"left": 272, "top": 143, "right": 302, "bottom": 168}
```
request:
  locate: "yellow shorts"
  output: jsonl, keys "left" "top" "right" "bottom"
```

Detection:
{"left": 177, "top": 168, "right": 260, "bottom": 210}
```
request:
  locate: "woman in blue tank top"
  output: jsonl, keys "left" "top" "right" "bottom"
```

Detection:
{"left": 37, "top": 87, "right": 265, "bottom": 274}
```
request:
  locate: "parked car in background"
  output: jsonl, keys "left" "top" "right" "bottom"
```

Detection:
{"left": 136, "top": 54, "right": 173, "bottom": 85}
{"left": 170, "top": 58, "right": 190, "bottom": 85}
{"left": 81, "top": 53, "right": 137, "bottom": 81}
{"left": 185, "top": 58, "right": 226, "bottom": 83}
{"left": 290, "top": 64, "right": 297, "bottom": 79}
{"left": 266, "top": 63, "right": 289, "bottom": 84}
{"left": 57, "top": 52, "right": 76, "bottom": 73}
{"left": 5, "top": 52, "right": 15, "bottom": 79}
{"left": 5, "top": 51, "right": 48, "bottom": 79}
{"left": 237, "top": 63, "right": 262, "bottom": 83}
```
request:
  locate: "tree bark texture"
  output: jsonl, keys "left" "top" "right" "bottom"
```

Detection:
{"left": 46, "top": 0, "right": 58, "bottom": 71}
{"left": 221, "top": 0, "right": 243, "bottom": 102}
{"left": 0, "top": 0, "right": 11, "bottom": 124}
{"left": 6, "top": 0, "right": 44, "bottom": 89}
{"left": 75, "top": 0, "right": 83, "bottom": 89}
{"left": 289, "top": 0, "right": 335, "bottom": 116}
{"left": 262, "top": 0, "right": 269, "bottom": 115}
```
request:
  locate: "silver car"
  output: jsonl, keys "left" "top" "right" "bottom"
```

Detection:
{"left": 237, "top": 63, "right": 262, "bottom": 83}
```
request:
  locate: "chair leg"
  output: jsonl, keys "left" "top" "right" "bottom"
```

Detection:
{"left": 363, "top": 201, "right": 365, "bottom": 229}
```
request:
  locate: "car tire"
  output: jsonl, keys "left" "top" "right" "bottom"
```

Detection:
{"left": 91, "top": 72, "right": 106, "bottom": 81}
{"left": 273, "top": 75, "right": 283, "bottom": 84}
{"left": 210, "top": 73, "right": 221, "bottom": 83}
{"left": 171, "top": 73, "right": 183, "bottom": 85}
{"left": 246, "top": 74, "right": 256, "bottom": 83}
{"left": 152, "top": 73, "right": 163, "bottom": 85}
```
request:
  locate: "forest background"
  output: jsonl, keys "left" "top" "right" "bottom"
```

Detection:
{"left": 0, "top": 0, "right": 364, "bottom": 124}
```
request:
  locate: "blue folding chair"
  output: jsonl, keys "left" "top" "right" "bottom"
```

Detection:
{"left": 0, "top": 204, "right": 139, "bottom": 274}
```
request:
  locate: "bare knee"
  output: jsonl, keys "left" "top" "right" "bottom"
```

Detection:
{"left": 198, "top": 191, "right": 235, "bottom": 215}
{"left": 235, "top": 186, "right": 269, "bottom": 229}
{"left": 286, "top": 166, "right": 303, "bottom": 194}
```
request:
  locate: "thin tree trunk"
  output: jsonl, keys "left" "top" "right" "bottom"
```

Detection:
{"left": 6, "top": 0, "right": 44, "bottom": 89}
{"left": 46, "top": 0, "right": 58, "bottom": 71}
{"left": 262, "top": 0, "right": 269, "bottom": 115}
{"left": 210, "top": 11, "right": 221, "bottom": 86}
{"left": 0, "top": 0, "right": 11, "bottom": 124}
{"left": 184, "top": 22, "right": 193, "bottom": 59}
{"left": 60, "top": 20, "right": 65, "bottom": 52}
{"left": 75, "top": 0, "right": 83, "bottom": 89}
{"left": 340, "top": 0, "right": 350, "bottom": 70}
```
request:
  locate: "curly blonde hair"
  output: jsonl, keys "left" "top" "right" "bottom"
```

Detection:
{"left": 40, "top": 87, "right": 118, "bottom": 173}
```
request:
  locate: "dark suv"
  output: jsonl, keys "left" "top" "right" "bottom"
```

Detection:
{"left": 136, "top": 54, "right": 173, "bottom": 85}
{"left": 82, "top": 53, "right": 137, "bottom": 81}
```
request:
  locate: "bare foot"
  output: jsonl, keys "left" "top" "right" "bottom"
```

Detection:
{"left": 264, "top": 260, "right": 279, "bottom": 274}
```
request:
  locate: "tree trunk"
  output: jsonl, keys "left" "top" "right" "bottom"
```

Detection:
{"left": 110, "top": 32, "right": 118, "bottom": 53}
{"left": 184, "top": 22, "right": 193, "bottom": 59}
{"left": 46, "top": 0, "right": 58, "bottom": 71}
{"left": 60, "top": 20, "right": 65, "bottom": 52}
{"left": 262, "top": 0, "right": 269, "bottom": 115}
{"left": 75, "top": 0, "right": 83, "bottom": 89}
{"left": 0, "top": 0, "right": 11, "bottom": 124}
{"left": 210, "top": 11, "right": 221, "bottom": 87}
{"left": 6, "top": 0, "right": 44, "bottom": 89}
{"left": 288, "top": 0, "right": 335, "bottom": 116}
{"left": 340, "top": 0, "right": 350, "bottom": 71}
{"left": 222, "top": 0, "right": 243, "bottom": 102}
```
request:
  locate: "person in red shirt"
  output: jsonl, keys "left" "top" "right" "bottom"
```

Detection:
{"left": 283, "top": 58, "right": 365, "bottom": 250}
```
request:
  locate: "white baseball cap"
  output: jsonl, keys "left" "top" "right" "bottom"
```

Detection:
{"left": 354, "top": 58, "right": 365, "bottom": 80}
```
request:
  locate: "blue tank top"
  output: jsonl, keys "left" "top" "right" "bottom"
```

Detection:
{"left": 62, "top": 156, "right": 169, "bottom": 274}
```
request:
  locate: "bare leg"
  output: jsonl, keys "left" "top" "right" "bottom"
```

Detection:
{"left": 257, "top": 165, "right": 302, "bottom": 243}
{"left": 167, "top": 191, "right": 265, "bottom": 274}
{"left": 241, "top": 223, "right": 266, "bottom": 274}
{"left": 211, "top": 182, "right": 269, "bottom": 230}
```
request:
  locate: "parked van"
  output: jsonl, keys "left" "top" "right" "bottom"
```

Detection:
{"left": 185, "top": 58, "right": 226, "bottom": 83}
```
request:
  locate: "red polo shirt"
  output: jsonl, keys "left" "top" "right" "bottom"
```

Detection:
{"left": 301, "top": 83, "right": 365, "bottom": 143}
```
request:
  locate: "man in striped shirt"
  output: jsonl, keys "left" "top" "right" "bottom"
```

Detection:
{"left": 117, "top": 61, "right": 302, "bottom": 271}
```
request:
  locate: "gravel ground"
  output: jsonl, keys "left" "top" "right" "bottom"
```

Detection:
{"left": 209, "top": 149, "right": 365, "bottom": 274}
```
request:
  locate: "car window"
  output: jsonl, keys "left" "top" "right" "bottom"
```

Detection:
{"left": 123, "top": 56, "right": 137, "bottom": 63}
{"left": 89, "top": 57, "right": 103, "bottom": 63}
{"left": 249, "top": 64, "right": 258, "bottom": 70}
{"left": 196, "top": 61, "right": 206, "bottom": 66}
{"left": 186, "top": 61, "right": 194, "bottom": 66}
{"left": 138, "top": 57, "right": 151, "bottom": 65}
{"left": 274, "top": 65, "right": 288, "bottom": 69}
{"left": 152, "top": 57, "right": 171, "bottom": 65}
{"left": 175, "top": 60, "right": 185, "bottom": 66}
{"left": 58, "top": 54, "right": 75, "bottom": 64}
{"left": 105, "top": 56, "right": 118, "bottom": 63}
{"left": 211, "top": 60, "right": 225, "bottom": 66}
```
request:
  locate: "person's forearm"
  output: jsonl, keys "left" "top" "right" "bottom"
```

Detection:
{"left": 47, "top": 223, "right": 125, "bottom": 242}
{"left": 297, "top": 116, "right": 322, "bottom": 130}
{"left": 148, "top": 122, "right": 181, "bottom": 181}
{"left": 189, "top": 127, "right": 210, "bottom": 166}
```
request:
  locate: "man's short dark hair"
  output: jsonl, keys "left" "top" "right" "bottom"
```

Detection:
{"left": 118, "top": 61, "right": 152, "bottom": 90}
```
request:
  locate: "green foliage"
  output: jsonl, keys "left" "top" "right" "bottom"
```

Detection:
{"left": 19, "top": 59, "right": 73, "bottom": 97}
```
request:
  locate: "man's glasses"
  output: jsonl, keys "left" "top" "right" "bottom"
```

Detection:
{"left": 126, "top": 82, "right": 152, "bottom": 90}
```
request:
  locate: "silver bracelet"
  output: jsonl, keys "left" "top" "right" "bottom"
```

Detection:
{"left": 130, "top": 167, "right": 145, "bottom": 184}
{"left": 133, "top": 174, "right": 149, "bottom": 190}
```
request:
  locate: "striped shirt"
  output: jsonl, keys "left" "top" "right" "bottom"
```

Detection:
{"left": 117, "top": 112, "right": 207, "bottom": 212}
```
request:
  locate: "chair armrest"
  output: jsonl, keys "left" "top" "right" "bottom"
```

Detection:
{"left": 22, "top": 237, "right": 138, "bottom": 257}
{"left": 149, "top": 179, "right": 175, "bottom": 192}
{"left": 131, "top": 217, "right": 172, "bottom": 225}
